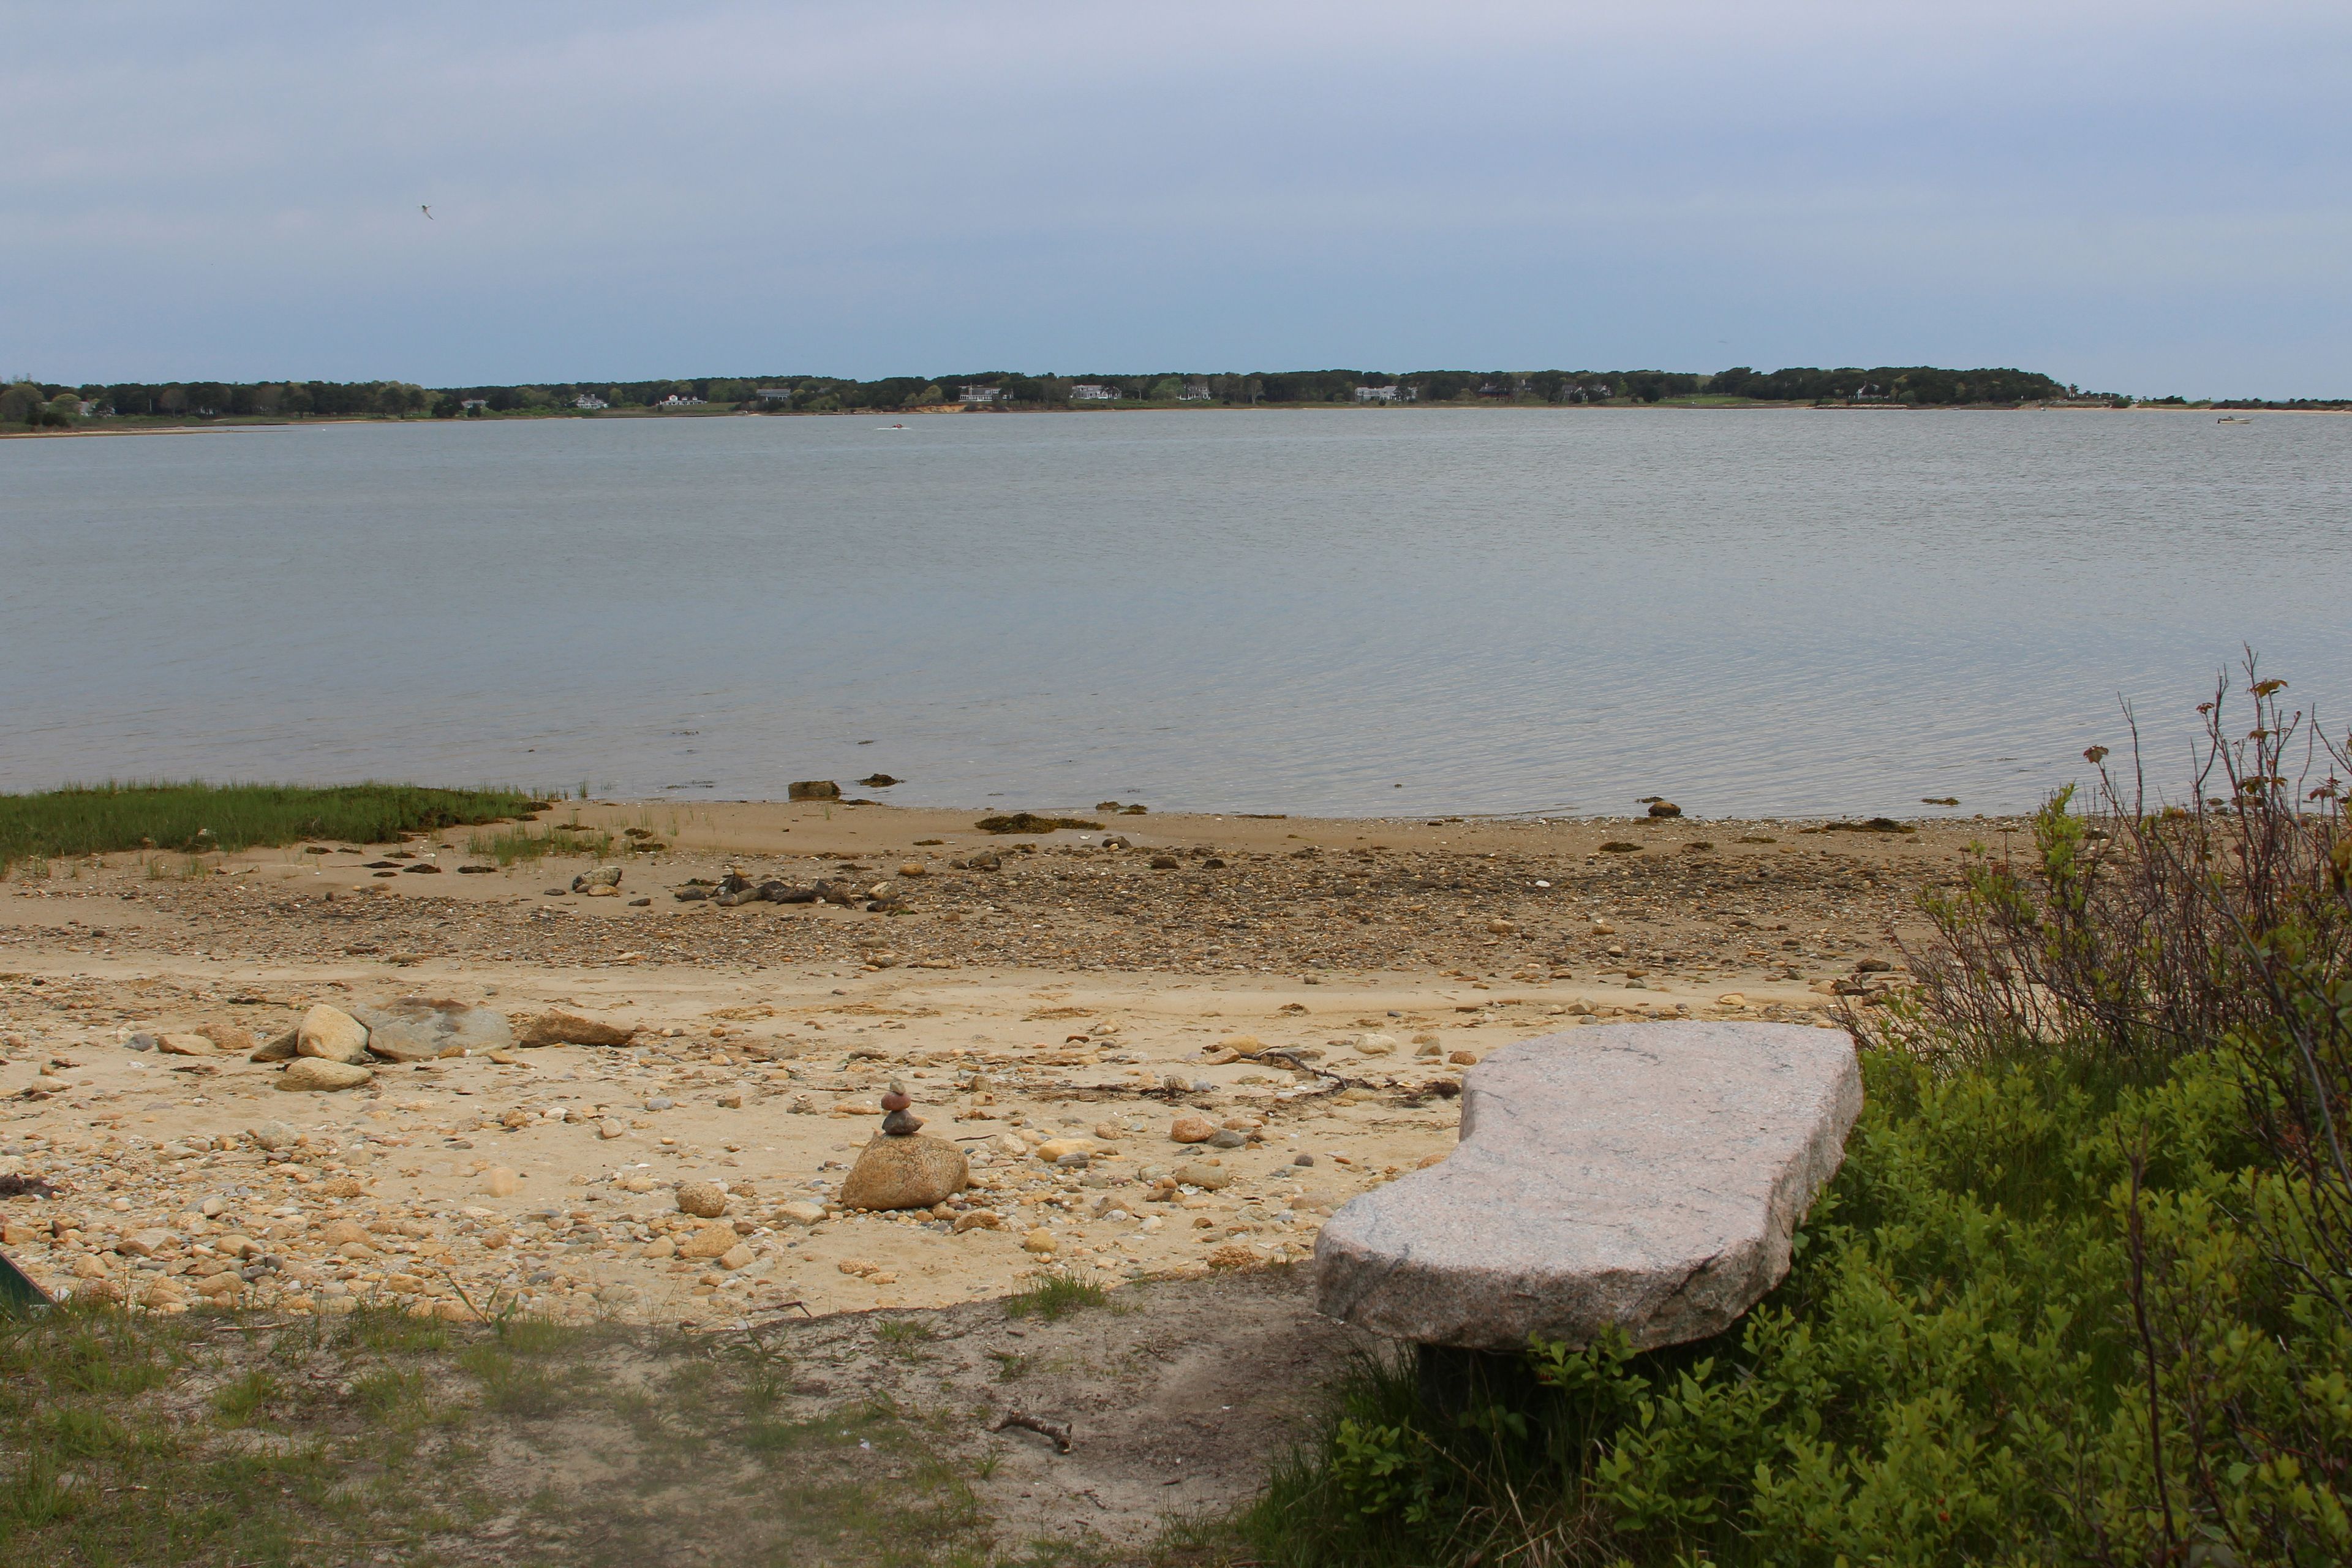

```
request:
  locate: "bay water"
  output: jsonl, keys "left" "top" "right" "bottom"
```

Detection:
{"left": 4, "top": 408, "right": 2346, "bottom": 819}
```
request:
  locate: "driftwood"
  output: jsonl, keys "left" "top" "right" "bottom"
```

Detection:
{"left": 989, "top": 1411, "right": 1073, "bottom": 1453}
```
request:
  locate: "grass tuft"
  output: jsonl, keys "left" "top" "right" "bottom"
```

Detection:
{"left": 1003, "top": 1272, "right": 1107, "bottom": 1321}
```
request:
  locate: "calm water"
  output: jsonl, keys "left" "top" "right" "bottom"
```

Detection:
{"left": 4, "top": 410, "right": 2348, "bottom": 818}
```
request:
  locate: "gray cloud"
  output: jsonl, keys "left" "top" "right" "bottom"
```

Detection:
{"left": 4, "top": 1, "right": 2348, "bottom": 394}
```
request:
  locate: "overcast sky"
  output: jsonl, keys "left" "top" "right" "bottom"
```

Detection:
{"left": 6, "top": 2, "right": 2347, "bottom": 396}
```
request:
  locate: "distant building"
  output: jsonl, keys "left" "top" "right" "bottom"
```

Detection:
{"left": 1354, "top": 385, "right": 1401, "bottom": 404}
{"left": 1070, "top": 383, "right": 1117, "bottom": 401}
{"left": 574, "top": 394, "right": 609, "bottom": 410}
{"left": 1179, "top": 380, "right": 1212, "bottom": 401}
{"left": 960, "top": 385, "right": 1001, "bottom": 405}
{"left": 755, "top": 387, "right": 793, "bottom": 401}
{"left": 657, "top": 394, "right": 705, "bottom": 408}
{"left": 459, "top": 399, "right": 488, "bottom": 410}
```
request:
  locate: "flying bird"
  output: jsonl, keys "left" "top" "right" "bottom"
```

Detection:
{"left": 421, "top": 205, "right": 434, "bottom": 220}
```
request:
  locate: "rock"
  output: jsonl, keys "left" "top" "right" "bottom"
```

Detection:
{"left": 353, "top": 997, "right": 513, "bottom": 1061}
{"left": 676, "top": 1223, "right": 740, "bottom": 1260}
{"left": 952, "top": 1210, "right": 1002, "bottom": 1233}
{"left": 116, "top": 1227, "right": 173, "bottom": 1257}
{"left": 316, "top": 1219, "right": 371, "bottom": 1249}
{"left": 880, "top": 1108, "right": 924, "bottom": 1136}
{"left": 1022, "top": 1229, "right": 1058, "bottom": 1254}
{"left": 788, "top": 780, "right": 841, "bottom": 801}
{"left": 777, "top": 1200, "right": 826, "bottom": 1227}
{"left": 516, "top": 1011, "right": 638, "bottom": 1048}
{"left": 1033, "top": 1137, "right": 1099, "bottom": 1163}
{"left": 597, "top": 1119, "right": 627, "bottom": 1139}
{"left": 952, "top": 850, "right": 1001, "bottom": 871}
{"left": 483, "top": 1166, "right": 518, "bottom": 1197}
{"left": 571, "top": 866, "right": 623, "bottom": 892}
{"left": 1293, "top": 1152, "right": 1315, "bottom": 1167}
{"left": 1206, "top": 1243, "right": 1265, "bottom": 1271}
{"left": 1169, "top": 1115, "right": 1217, "bottom": 1144}
{"left": 1648, "top": 801, "right": 1683, "bottom": 818}
{"left": 1356, "top": 1033, "right": 1399, "bottom": 1055}
{"left": 279, "top": 1058, "right": 372, "bottom": 1092}
{"left": 250, "top": 1029, "right": 300, "bottom": 1062}
{"left": 1207, "top": 1128, "right": 1248, "bottom": 1150}
{"left": 676, "top": 1180, "right": 729, "bottom": 1218}
{"left": 295, "top": 1005, "right": 371, "bottom": 1065}
{"left": 1448, "top": 1050, "right": 1480, "bottom": 1066}
{"left": 839, "top": 1133, "right": 970, "bottom": 1211}
{"left": 250, "top": 1120, "right": 300, "bottom": 1151}
{"left": 156, "top": 1033, "right": 218, "bottom": 1057}
{"left": 1175, "top": 1161, "right": 1231, "bottom": 1190}
{"left": 859, "top": 774, "right": 900, "bottom": 788}
{"left": 1218, "top": 1034, "right": 1267, "bottom": 1056}
{"left": 718, "top": 1243, "right": 755, "bottom": 1271}
{"left": 1315, "top": 1022, "right": 1863, "bottom": 1352}
{"left": 194, "top": 1022, "right": 255, "bottom": 1054}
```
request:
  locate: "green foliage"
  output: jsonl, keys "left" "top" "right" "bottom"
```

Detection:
{"left": 0, "top": 780, "right": 543, "bottom": 872}
{"left": 1235, "top": 1047, "right": 2350, "bottom": 1565}
{"left": 1232, "top": 666, "right": 2352, "bottom": 1566}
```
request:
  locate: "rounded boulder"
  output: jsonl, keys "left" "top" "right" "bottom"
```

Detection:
{"left": 839, "top": 1133, "right": 970, "bottom": 1212}
{"left": 295, "top": 1005, "right": 372, "bottom": 1065}
{"left": 676, "top": 1180, "right": 730, "bottom": 1218}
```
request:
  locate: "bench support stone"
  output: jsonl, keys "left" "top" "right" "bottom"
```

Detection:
{"left": 1315, "top": 1021, "right": 1863, "bottom": 1353}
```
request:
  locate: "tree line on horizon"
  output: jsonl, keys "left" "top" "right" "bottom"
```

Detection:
{"left": 4, "top": 366, "right": 2335, "bottom": 426}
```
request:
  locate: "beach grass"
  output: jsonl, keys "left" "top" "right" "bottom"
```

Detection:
{"left": 0, "top": 782, "right": 545, "bottom": 872}
{"left": 464, "top": 823, "right": 615, "bottom": 865}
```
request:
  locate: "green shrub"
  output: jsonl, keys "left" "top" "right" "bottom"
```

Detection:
{"left": 1228, "top": 666, "right": 2352, "bottom": 1567}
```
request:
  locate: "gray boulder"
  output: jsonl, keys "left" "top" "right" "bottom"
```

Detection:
{"left": 1314, "top": 1022, "right": 1862, "bottom": 1352}
{"left": 352, "top": 997, "right": 513, "bottom": 1062}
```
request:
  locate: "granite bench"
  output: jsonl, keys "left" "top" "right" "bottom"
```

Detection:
{"left": 1314, "top": 1021, "right": 1863, "bottom": 1352}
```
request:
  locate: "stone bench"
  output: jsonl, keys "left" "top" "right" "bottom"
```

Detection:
{"left": 1314, "top": 1022, "right": 1862, "bottom": 1352}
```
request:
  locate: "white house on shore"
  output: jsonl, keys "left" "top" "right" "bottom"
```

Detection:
{"left": 1070, "top": 383, "right": 1117, "bottom": 401}
{"left": 1354, "top": 385, "right": 1402, "bottom": 404}
{"left": 573, "top": 393, "right": 608, "bottom": 410}
{"left": 960, "top": 385, "right": 1001, "bottom": 404}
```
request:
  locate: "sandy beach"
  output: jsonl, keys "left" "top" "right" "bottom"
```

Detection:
{"left": 0, "top": 798, "right": 1996, "bottom": 1325}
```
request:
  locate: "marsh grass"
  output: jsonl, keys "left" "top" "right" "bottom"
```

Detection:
{"left": 0, "top": 781, "right": 543, "bottom": 872}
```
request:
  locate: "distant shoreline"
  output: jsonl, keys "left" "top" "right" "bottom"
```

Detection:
{"left": 9, "top": 401, "right": 2331, "bottom": 440}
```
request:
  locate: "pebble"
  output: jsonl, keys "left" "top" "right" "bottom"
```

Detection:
{"left": 1169, "top": 1115, "right": 1217, "bottom": 1144}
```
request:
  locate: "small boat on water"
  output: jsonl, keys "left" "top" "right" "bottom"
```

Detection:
{"left": 2217, "top": 416, "right": 2252, "bottom": 424}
